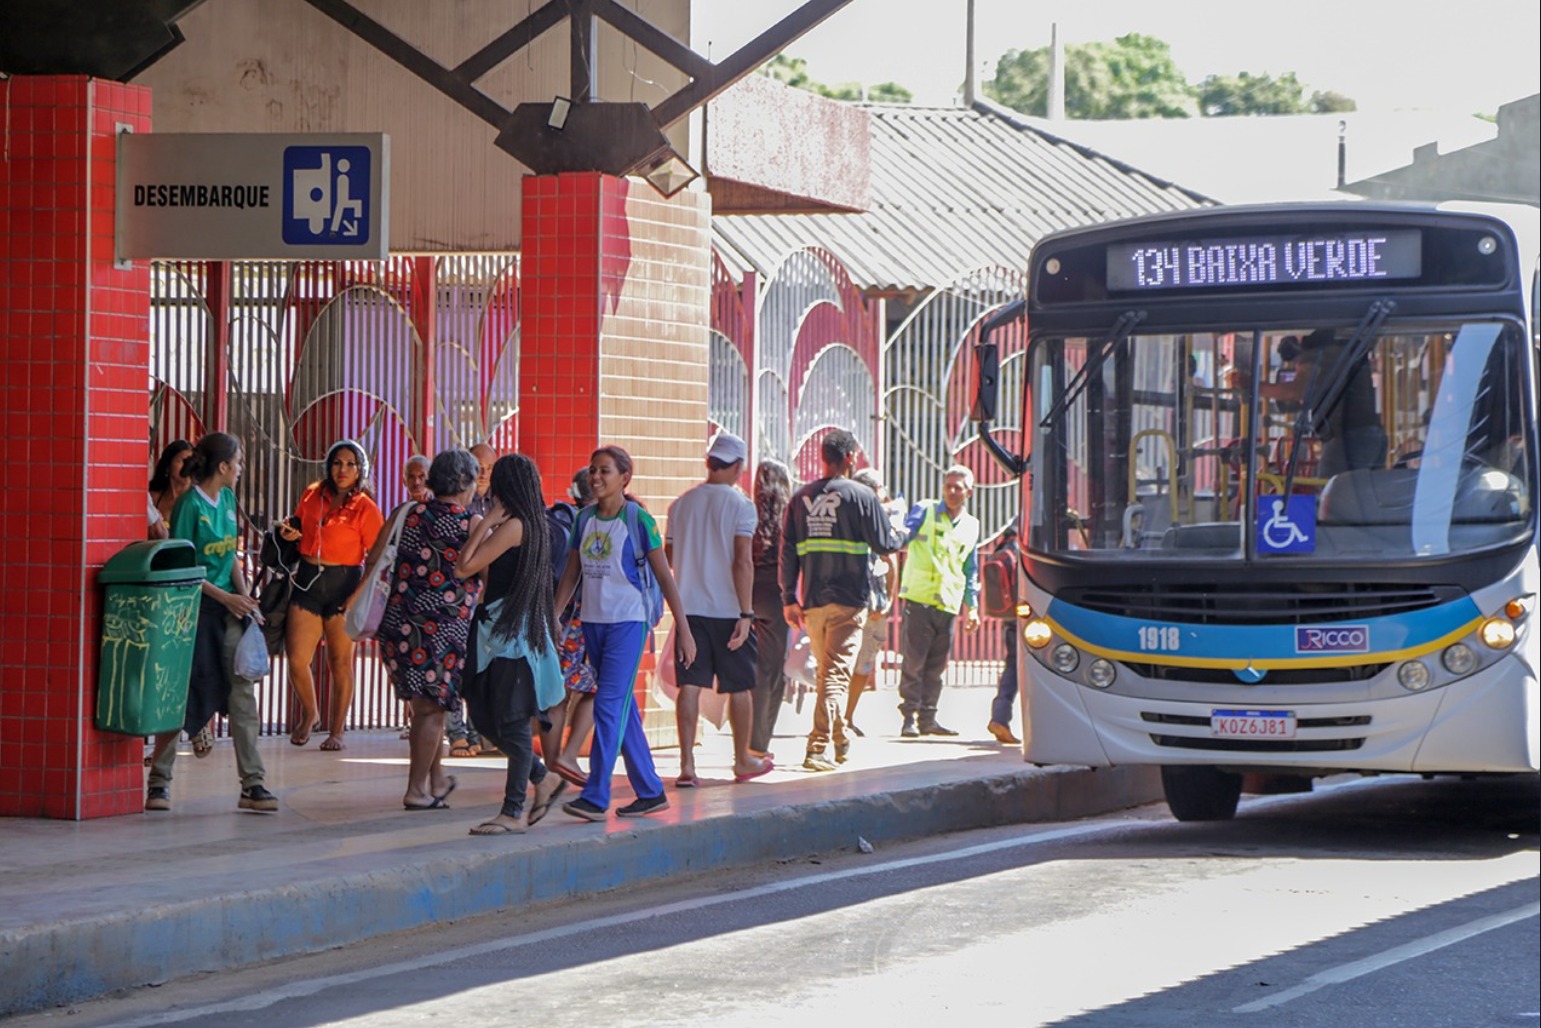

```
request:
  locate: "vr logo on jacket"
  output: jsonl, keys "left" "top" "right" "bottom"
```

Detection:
{"left": 803, "top": 492, "right": 842, "bottom": 537}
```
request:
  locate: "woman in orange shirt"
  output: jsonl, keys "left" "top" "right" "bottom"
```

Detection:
{"left": 277, "top": 440, "right": 385, "bottom": 750}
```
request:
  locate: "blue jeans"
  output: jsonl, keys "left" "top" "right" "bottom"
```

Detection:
{"left": 578, "top": 621, "right": 664, "bottom": 810}
{"left": 991, "top": 623, "right": 1019, "bottom": 726}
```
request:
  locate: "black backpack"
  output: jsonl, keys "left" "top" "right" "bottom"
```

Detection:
{"left": 546, "top": 501, "right": 578, "bottom": 584}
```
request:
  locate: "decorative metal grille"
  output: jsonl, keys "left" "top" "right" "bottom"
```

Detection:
{"left": 148, "top": 256, "right": 522, "bottom": 734}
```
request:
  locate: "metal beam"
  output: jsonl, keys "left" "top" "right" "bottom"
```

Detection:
{"left": 651, "top": 0, "right": 853, "bottom": 128}
{"left": 300, "top": 0, "right": 508, "bottom": 128}
{"left": 569, "top": 0, "right": 596, "bottom": 102}
{"left": 590, "top": 0, "right": 713, "bottom": 83}
{"left": 453, "top": 0, "right": 566, "bottom": 82}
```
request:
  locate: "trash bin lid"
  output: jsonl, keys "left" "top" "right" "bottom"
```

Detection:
{"left": 99, "top": 539, "right": 209, "bottom": 585}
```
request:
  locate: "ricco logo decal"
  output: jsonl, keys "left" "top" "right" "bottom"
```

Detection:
{"left": 1295, "top": 626, "right": 1370, "bottom": 653}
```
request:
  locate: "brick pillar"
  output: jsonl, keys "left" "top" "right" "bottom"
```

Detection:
{"left": 520, "top": 172, "right": 712, "bottom": 746}
{"left": 0, "top": 76, "right": 153, "bottom": 819}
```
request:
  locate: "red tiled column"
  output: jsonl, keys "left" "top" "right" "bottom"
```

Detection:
{"left": 0, "top": 76, "right": 153, "bottom": 819}
{"left": 520, "top": 172, "right": 712, "bottom": 744}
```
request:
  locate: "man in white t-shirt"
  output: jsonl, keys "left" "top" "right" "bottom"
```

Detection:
{"left": 666, "top": 431, "right": 774, "bottom": 786}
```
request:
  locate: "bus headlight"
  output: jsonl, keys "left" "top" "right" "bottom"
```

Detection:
{"left": 1441, "top": 643, "right": 1477, "bottom": 676}
{"left": 1023, "top": 619, "right": 1053, "bottom": 649}
{"left": 1087, "top": 658, "right": 1116, "bottom": 688}
{"left": 1479, "top": 618, "right": 1517, "bottom": 650}
{"left": 1051, "top": 643, "right": 1080, "bottom": 674}
{"left": 1397, "top": 660, "right": 1431, "bottom": 691}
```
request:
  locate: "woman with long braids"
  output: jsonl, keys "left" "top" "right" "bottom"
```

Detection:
{"left": 553, "top": 445, "right": 696, "bottom": 822}
{"left": 748, "top": 458, "right": 792, "bottom": 758}
{"left": 147, "top": 433, "right": 276, "bottom": 813}
{"left": 276, "top": 439, "right": 385, "bottom": 750}
{"left": 454, "top": 454, "right": 568, "bottom": 834}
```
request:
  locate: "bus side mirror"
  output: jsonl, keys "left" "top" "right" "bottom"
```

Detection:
{"left": 971, "top": 342, "right": 1000, "bottom": 422}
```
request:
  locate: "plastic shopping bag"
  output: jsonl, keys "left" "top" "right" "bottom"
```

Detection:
{"left": 653, "top": 624, "right": 729, "bottom": 728}
{"left": 783, "top": 628, "right": 817, "bottom": 688}
{"left": 233, "top": 616, "right": 271, "bottom": 680}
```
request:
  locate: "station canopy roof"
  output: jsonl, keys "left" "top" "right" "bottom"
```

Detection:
{"left": 711, "top": 101, "right": 1212, "bottom": 293}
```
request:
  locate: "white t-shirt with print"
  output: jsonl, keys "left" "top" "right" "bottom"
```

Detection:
{"left": 571, "top": 506, "right": 661, "bottom": 624}
{"left": 666, "top": 482, "right": 756, "bottom": 619}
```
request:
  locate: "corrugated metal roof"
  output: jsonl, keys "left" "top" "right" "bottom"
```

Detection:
{"left": 711, "top": 101, "right": 1212, "bottom": 292}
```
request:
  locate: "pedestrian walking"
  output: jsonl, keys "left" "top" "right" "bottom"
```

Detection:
{"left": 986, "top": 522, "right": 1022, "bottom": 745}
{"left": 455, "top": 454, "right": 568, "bottom": 834}
{"left": 374, "top": 449, "right": 483, "bottom": 811}
{"left": 666, "top": 431, "right": 774, "bottom": 787}
{"left": 748, "top": 458, "right": 791, "bottom": 759}
{"left": 844, "top": 467, "right": 901, "bottom": 737}
{"left": 446, "top": 442, "right": 500, "bottom": 757}
{"left": 276, "top": 439, "right": 385, "bottom": 751}
{"left": 896, "top": 464, "right": 982, "bottom": 738}
{"left": 780, "top": 430, "right": 905, "bottom": 772}
{"left": 542, "top": 467, "right": 600, "bottom": 788}
{"left": 146, "top": 432, "right": 277, "bottom": 814}
{"left": 553, "top": 446, "right": 696, "bottom": 820}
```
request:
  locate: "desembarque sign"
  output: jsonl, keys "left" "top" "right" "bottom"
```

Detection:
{"left": 117, "top": 132, "right": 390, "bottom": 260}
{"left": 1107, "top": 229, "right": 1421, "bottom": 292}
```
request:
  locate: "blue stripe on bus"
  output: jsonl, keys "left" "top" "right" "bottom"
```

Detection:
{"left": 1044, "top": 595, "right": 1485, "bottom": 666}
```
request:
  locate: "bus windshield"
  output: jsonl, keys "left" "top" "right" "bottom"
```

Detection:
{"left": 1027, "top": 320, "right": 1534, "bottom": 562}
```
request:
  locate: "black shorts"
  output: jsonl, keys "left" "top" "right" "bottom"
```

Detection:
{"left": 675, "top": 615, "right": 758, "bottom": 693}
{"left": 291, "top": 563, "right": 363, "bottom": 619}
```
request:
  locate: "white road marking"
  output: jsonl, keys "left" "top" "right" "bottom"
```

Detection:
{"left": 1233, "top": 902, "right": 1541, "bottom": 1013}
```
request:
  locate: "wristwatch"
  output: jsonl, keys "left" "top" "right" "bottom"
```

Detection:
{"left": 739, "top": 612, "right": 755, "bottom": 619}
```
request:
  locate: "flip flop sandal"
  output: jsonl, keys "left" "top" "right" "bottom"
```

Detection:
{"left": 289, "top": 721, "right": 320, "bottom": 747}
{"left": 447, "top": 742, "right": 479, "bottom": 758}
{"left": 734, "top": 760, "right": 775, "bottom": 783}
{"left": 192, "top": 725, "right": 215, "bottom": 758}
{"left": 527, "top": 779, "right": 568, "bottom": 826}
{"left": 550, "top": 759, "right": 588, "bottom": 787}
{"left": 432, "top": 775, "right": 458, "bottom": 805}
{"left": 469, "top": 821, "right": 526, "bottom": 835}
{"left": 403, "top": 796, "right": 450, "bottom": 810}
{"left": 675, "top": 774, "right": 699, "bottom": 788}
{"left": 319, "top": 735, "right": 347, "bottom": 752}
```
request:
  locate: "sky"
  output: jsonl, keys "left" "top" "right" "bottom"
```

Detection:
{"left": 691, "top": 0, "right": 1540, "bottom": 116}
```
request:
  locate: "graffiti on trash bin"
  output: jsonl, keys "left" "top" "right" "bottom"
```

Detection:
{"left": 98, "top": 590, "right": 199, "bottom": 732}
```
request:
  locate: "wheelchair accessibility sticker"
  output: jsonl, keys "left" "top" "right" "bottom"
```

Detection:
{"left": 1257, "top": 495, "right": 1315, "bottom": 554}
{"left": 282, "top": 146, "right": 370, "bottom": 245}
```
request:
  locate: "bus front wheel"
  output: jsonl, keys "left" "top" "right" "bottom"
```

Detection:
{"left": 1161, "top": 765, "right": 1243, "bottom": 821}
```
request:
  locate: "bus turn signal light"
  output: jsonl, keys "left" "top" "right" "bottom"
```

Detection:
{"left": 1023, "top": 619, "right": 1053, "bottom": 649}
{"left": 1504, "top": 595, "right": 1532, "bottom": 620}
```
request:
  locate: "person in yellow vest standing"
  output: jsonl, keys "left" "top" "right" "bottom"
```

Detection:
{"left": 896, "top": 464, "right": 982, "bottom": 737}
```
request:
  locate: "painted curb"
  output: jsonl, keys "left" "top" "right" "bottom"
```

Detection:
{"left": 1, "top": 764, "right": 1161, "bottom": 1016}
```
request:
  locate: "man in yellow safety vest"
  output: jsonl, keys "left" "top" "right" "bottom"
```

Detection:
{"left": 897, "top": 464, "right": 981, "bottom": 737}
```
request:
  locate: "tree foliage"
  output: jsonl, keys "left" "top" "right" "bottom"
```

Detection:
{"left": 758, "top": 53, "right": 912, "bottom": 104}
{"left": 985, "top": 35, "right": 1356, "bottom": 120}
{"left": 985, "top": 33, "right": 1196, "bottom": 119}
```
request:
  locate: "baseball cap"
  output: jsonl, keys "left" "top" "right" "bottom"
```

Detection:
{"left": 706, "top": 430, "right": 748, "bottom": 466}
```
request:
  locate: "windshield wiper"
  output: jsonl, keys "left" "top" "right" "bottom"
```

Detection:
{"left": 1039, "top": 309, "right": 1146, "bottom": 430}
{"left": 1278, "top": 299, "right": 1396, "bottom": 498}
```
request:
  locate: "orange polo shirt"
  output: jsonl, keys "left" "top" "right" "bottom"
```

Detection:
{"left": 293, "top": 483, "right": 385, "bottom": 566}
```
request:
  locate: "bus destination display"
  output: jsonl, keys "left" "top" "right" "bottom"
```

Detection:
{"left": 1106, "top": 229, "right": 1422, "bottom": 291}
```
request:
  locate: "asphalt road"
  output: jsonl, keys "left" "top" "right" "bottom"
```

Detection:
{"left": 23, "top": 774, "right": 1539, "bottom": 1028}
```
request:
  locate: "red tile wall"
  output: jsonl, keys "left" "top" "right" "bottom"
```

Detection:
{"left": 0, "top": 76, "right": 153, "bottom": 819}
{"left": 518, "top": 172, "right": 712, "bottom": 746}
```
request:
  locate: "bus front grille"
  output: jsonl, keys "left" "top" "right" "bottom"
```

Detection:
{"left": 1149, "top": 734, "right": 1366, "bottom": 753}
{"left": 1123, "top": 663, "right": 1389, "bottom": 684}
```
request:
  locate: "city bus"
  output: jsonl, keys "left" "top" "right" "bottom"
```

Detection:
{"left": 972, "top": 203, "right": 1540, "bottom": 820}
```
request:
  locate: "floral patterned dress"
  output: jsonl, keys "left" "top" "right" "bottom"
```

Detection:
{"left": 379, "top": 499, "right": 482, "bottom": 710}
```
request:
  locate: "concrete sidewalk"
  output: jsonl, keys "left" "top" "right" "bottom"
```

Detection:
{"left": 0, "top": 685, "right": 1160, "bottom": 1017}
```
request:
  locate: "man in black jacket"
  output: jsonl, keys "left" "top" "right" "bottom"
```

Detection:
{"left": 781, "top": 430, "right": 906, "bottom": 771}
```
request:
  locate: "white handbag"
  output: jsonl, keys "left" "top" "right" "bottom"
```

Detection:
{"left": 344, "top": 503, "right": 411, "bottom": 642}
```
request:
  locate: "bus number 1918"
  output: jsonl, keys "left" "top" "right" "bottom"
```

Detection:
{"left": 1139, "top": 626, "right": 1181, "bottom": 652}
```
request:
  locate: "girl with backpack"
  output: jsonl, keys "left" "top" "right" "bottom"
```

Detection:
{"left": 553, "top": 446, "right": 696, "bottom": 821}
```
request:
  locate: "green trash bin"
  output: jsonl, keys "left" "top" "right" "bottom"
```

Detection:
{"left": 95, "top": 539, "right": 207, "bottom": 736}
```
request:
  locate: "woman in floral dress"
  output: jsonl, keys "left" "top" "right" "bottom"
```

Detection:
{"left": 371, "top": 448, "right": 483, "bottom": 810}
